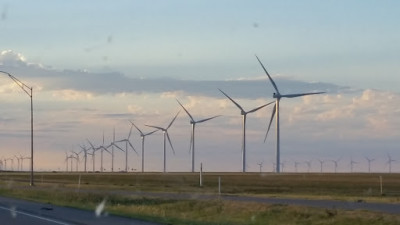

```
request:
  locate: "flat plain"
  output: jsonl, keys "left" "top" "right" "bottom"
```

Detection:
{"left": 1, "top": 172, "right": 400, "bottom": 224}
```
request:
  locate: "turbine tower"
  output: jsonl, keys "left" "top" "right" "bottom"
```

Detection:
{"left": 131, "top": 121, "right": 157, "bottom": 173}
{"left": 219, "top": 89, "right": 273, "bottom": 173}
{"left": 146, "top": 111, "right": 180, "bottom": 173}
{"left": 176, "top": 99, "right": 220, "bottom": 173}
{"left": 256, "top": 55, "right": 325, "bottom": 173}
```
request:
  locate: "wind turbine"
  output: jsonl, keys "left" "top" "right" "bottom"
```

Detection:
{"left": 146, "top": 111, "right": 180, "bottom": 173}
{"left": 304, "top": 160, "right": 312, "bottom": 173}
{"left": 330, "top": 157, "right": 341, "bottom": 173}
{"left": 317, "top": 159, "right": 325, "bottom": 173}
{"left": 257, "top": 162, "right": 263, "bottom": 173}
{"left": 219, "top": 89, "right": 273, "bottom": 173}
{"left": 114, "top": 124, "right": 138, "bottom": 172}
{"left": 14, "top": 155, "right": 20, "bottom": 171}
{"left": 294, "top": 161, "right": 301, "bottom": 173}
{"left": 256, "top": 56, "right": 325, "bottom": 173}
{"left": 79, "top": 144, "right": 89, "bottom": 172}
{"left": 131, "top": 121, "right": 157, "bottom": 173}
{"left": 365, "top": 157, "right": 375, "bottom": 173}
{"left": 349, "top": 158, "right": 358, "bottom": 173}
{"left": 176, "top": 99, "right": 220, "bottom": 173}
{"left": 71, "top": 150, "right": 80, "bottom": 172}
{"left": 386, "top": 154, "right": 396, "bottom": 173}
{"left": 87, "top": 139, "right": 101, "bottom": 172}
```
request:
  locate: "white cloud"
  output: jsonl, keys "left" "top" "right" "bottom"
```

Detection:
{"left": 52, "top": 89, "right": 94, "bottom": 101}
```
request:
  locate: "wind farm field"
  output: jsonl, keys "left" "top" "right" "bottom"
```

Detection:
{"left": 1, "top": 172, "right": 400, "bottom": 224}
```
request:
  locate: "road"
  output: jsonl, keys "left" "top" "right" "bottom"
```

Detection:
{"left": 0, "top": 196, "right": 161, "bottom": 225}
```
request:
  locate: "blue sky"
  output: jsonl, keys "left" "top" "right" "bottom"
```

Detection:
{"left": 0, "top": 1, "right": 399, "bottom": 172}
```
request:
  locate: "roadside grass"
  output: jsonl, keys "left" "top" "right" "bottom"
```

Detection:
{"left": 0, "top": 186, "right": 399, "bottom": 225}
{"left": 1, "top": 172, "right": 400, "bottom": 224}
{"left": 1, "top": 172, "right": 399, "bottom": 202}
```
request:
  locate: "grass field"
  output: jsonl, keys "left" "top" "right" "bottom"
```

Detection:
{"left": 1, "top": 172, "right": 400, "bottom": 224}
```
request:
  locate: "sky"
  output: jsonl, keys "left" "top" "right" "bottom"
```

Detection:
{"left": 0, "top": 0, "right": 399, "bottom": 173}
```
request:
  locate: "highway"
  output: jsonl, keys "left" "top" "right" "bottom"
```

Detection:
{"left": 0, "top": 196, "right": 160, "bottom": 225}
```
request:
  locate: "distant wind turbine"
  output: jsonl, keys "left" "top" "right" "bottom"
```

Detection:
{"left": 79, "top": 144, "right": 89, "bottom": 172}
{"left": 294, "top": 161, "right": 301, "bottom": 173}
{"left": 349, "top": 158, "right": 358, "bottom": 173}
{"left": 257, "top": 162, "right": 263, "bottom": 173}
{"left": 256, "top": 55, "right": 325, "bottom": 173}
{"left": 114, "top": 124, "right": 138, "bottom": 172}
{"left": 330, "top": 157, "right": 341, "bottom": 173}
{"left": 131, "top": 121, "right": 158, "bottom": 173}
{"left": 176, "top": 99, "right": 220, "bottom": 173}
{"left": 317, "top": 159, "right": 325, "bottom": 173}
{"left": 219, "top": 89, "right": 273, "bottom": 173}
{"left": 71, "top": 150, "right": 80, "bottom": 172}
{"left": 87, "top": 139, "right": 101, "bottom": 172}
{"left": 386, "top": 154, "right": 396, "bottom": 173}
{"left": 146, "top": 111, "right": 180, "bottom": 173}
{"left": 304, "top": 160, "right": 312, "bottom": 173}
{"left": 365, "top": 157, "right": 375, "bottom": 173}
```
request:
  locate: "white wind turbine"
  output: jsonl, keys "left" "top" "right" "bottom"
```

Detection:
{"left": 257, "top": 161, "right": 263, "bottom": 173}
{"left": 330, "top": 157, "right": 341, "bottom": 173}
{"left": 176, "top": 99, "right": 220, "bottom": 173}
{"left": 219, "top": 89, "right": 273, "bottom": 173}
{"left": 87, "top": 139, "right": 101, "bottom": 172}
{"left": 256, "top": 56, "right": 325, "bottom": 173}
{"left": 79, "top": 144, "right": 89, "bottom": 172}
{"left": 349, "top": 158, "right": 358, "bottom": 173}
{"left": 131, "top": 121, "right": 157, "bottom": 173}
{"left": 146, "top": 111, "right": 180, "bottom": 173}
{"left": 386, "top": 154, "right": 396, "bottom": 173}
{"left": 114, "top": 124, "right": 138, "bottom": 172}
{"left": 304, "top": 160, "right": 312, "bottom": 173}
{"left": 317, "top": 159, "right": 325, "bottom": 173}
{"left": 365, "top": 156, "right": 375, "bottom": 173}
{"left": 71, "top": 150, "right": 80, "bottom": 172}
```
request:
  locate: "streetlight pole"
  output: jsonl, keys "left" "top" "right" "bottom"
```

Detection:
{"left": 0, "top": 71, "right": 34, "bottom": 186}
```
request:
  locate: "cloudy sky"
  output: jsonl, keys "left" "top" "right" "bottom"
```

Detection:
{"left": 0, "top": 0, "right": 399, "bottom": 173}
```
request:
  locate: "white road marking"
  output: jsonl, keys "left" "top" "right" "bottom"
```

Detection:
{"left": 0, "top": 205, "right": 71, "bottom": 225}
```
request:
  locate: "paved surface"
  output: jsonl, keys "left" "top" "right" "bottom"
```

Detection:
{"left": 0, "top": 196, "right": 161, "bottom": 225}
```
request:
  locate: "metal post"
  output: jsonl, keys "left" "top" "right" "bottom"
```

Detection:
{"left": 199, "top": 163, "right": 203, "bottom": 187}
{"left": 218, "top": 176, "right": 221, "bottom": 196}
{"left": 1, "top": 71, "right": 34, "bottom": 186}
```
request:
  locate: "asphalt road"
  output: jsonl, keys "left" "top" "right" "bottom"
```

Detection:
{"left": 0, "top": 196, "right": 161, "bottom": 225}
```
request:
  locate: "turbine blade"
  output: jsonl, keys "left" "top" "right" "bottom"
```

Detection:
{"left": 176, "top": 99, "right": 195, "bottom": 122}
{"left": 167, "top": 111, "right": 180, "bottom": 129}
{"left": 128, "top": 141, "right": 138, "bottom": 155}
{"left": 86, "top": 139, "right": 96, "bottom": 151}
{"left": 218, "top": 89, "right": 244, "bottom": 112}
{"left": 112, "top": 143, "right": 125, "bottom": 152}
{"left": 264, "top": 103, "right": 276, "bottom": 143}
{"left": 130, "top": 121, "right": 144, "bottom": 136}
{"left": 145, "top": 125, "right": 164, "bottom": 130}
{"left": 196, "top": 115, "right": 220, "bottom": 123}
{"left": 247, "top": 101, "right": 274, "bottom": 114}
{"left": 282, "top": 92, "right": 325, "bottom": 98}
{"left": 255, "top": 55, "right": 280, "bottom": 94}
{"left": 166, "top": 132, "right": 175, "bottom": 155}
{"left": 128, "top": 124, "right": 133, "bottom": 139}
{"left": 144, "top": 130, "right": 158, "bottom": 136}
